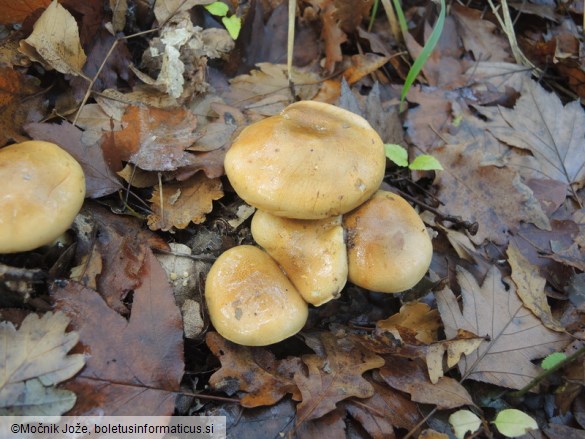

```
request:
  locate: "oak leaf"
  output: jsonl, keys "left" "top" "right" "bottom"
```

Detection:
{"left": 294, "top": 332, "right": 384, "bottom": 423}
{"left": 147, "top": 173, "right": 223, "bottom": 231}
{"left": 0, "top": 312, "right": 85, "bottom": 415}
{"left": 207, "top": 332, "right": 302, "bottom": 407}
{"left": 436, "top": 265, "right": 570, "bottom": 390}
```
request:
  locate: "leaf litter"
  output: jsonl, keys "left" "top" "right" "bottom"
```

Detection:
{"left": 1, "top": 0, "right": 584, "bottom": 434}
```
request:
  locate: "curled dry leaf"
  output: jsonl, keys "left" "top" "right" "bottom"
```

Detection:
{"left": 294, "top": 332, "right": 385, "bottom": 424}
{"left": 20, "top": 0, "right": 87, "bottom": 76}
{"left": 0, "top": 311, "right": 85, "bottom": 415}
{"left": 207, "top": 332, "right": 302, "bottom": 407}
{"left": 147, "top": 173, "right": 223, "bottom": 231}
{"left": 377, "top": 302, "right": 441, "bottom": 345}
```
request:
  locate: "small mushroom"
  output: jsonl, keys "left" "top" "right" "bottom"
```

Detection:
{"left": 343, "top": 190, "right": 433, "bottom": 293}
{"left": 224, "top": 101, "right": 385, "bottom": 219}
{"left": 205, "top": 245, "right": 308, "bottom": 346}
{"left": 251, "top": 210, "right": 347, "bottom": 306}
{"left": 0, "top": 141, "right": 85, "bottom": 253}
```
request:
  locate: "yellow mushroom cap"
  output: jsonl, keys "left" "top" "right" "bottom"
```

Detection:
{"left": 251, "top": 210, "right": 348, "bottom": 306}
{"left": 224, "top": 101, "right": 385, "bottom": 219}
{"left": 205, "top": 245, "right": 308, "bottom": 346}
{"left": 343, "top": 190, "right": 433, "bottom": 293}
{"left": 0, "top": 141, "right": 86, "bottom": 253}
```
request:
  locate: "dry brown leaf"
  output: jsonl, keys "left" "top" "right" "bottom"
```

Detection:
{"left": 102, "top": 104, "right": 200, "bottom": 172}
{"left": 207, "top": 332, "right": 302, "bottom": 407}
{"left": 433, "top": 139, "right": 550, "bottom": 245}
{"left": 344, "top": 379, "right": 422, "bottom": 438}
{"left": 0, "top": 311, "right": 85, "bottom": 415}
{"left": 480, "top": 77, "right": 585, "bottom": 190}
{"left": 436, "top": 265, "right": 571, "bottom": 390}
{"left": 294, "top": 332, "right": 384, "bottom": 424}
{"left": 147, "top": 173, "right": 223, "bottom": 231}
{"left": 153, "top": 0, "right": 214, "bottom": 23}
{"left": 379, "top": 356, "right": 474, "bottom": 410}
{"left": 53, "top": 250, "right": 184, "bottom": 416}
{"left": 377, "top": 302, "right": 441, "bottom": 344}
{"left": 425, "top": 334, "right": 484, "bottom": 384}
{"left": 0, "top": 0, "right": 52, "bottom": 24}
{"left": 0, "top": 67, "right": 45, "bottom": 146}
{"left": 451, "top": 3, "right": 511, "bottom": 62}
{"left": 20, "top": 0, "right": 87, "bottom": 76}
{"left": 223, "top": 63, "right": 320, "bottom": 117}
{"left": 507, "top": 243, "right": 565, "bottom": 332}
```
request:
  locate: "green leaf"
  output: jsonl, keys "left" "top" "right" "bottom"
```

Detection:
{"left": 222, "top": 15, "right": 241, "bottom": 40}
{"left": 541, "top": 352, "right": 567, "bottom": 370}
{"left": 400, "top": 0, "right": 446, "bottom": 109}
{"left": 409, "top": 154, "right": 443, "bottom": 171}
{"left": 384, "top": 144, "right": 408, "bottom": 167}
{"left": 204, "top": 2, "right": 229, "bottom": 17}
{"left": 449, "top": 410, "right": 481, "bottom": 439}
{"left": 493, "top": 409, "right": 538, "bottom": 438}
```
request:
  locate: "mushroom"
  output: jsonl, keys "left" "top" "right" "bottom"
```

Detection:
{"left": 343, "top": 190, "right": 433, "bottom": 293}
{"left": 0, "top": 141, "right": 86, "bottom": 253}
{"left": 224, "top": 101, "right": 385, "bottom": 219}
{"left": 205, "top": 245, "right": 308, "bottom": 346}
{"left": 251, "top": 210, "right": 347, "bottom": 306}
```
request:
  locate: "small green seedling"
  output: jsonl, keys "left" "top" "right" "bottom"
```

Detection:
{"left": 384, "top": 143, "right": 443, "bottom": 171}
{"left": 204, "top": 2, "right": 241, "bottom": 40}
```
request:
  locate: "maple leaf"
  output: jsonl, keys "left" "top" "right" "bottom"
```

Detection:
{"left": 481, "top": 77, "right": 585, "bottom": 190}
{"left": 436, "top": 265, "right": 570, "bottom": 390}
{"left": 52, "top": 250, "right": 184, "bottom": 415}
{"left": 207, "top": 332, "right": 301, "bottom": 407}
{"left": 294, "top": 332, "right": 384, "bottom": 424}
{"left": 0, "top": 312, "right": 85, "bottom": 415}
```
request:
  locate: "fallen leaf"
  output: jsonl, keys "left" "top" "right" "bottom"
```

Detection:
{"left": 546, "top": 240, "right": 585, "bottom": 272}
{"left": 154, "top": 0, "right": 214, "bottom": 23}
{"left": 0, "top": 312, "right": 85, "bottom": 415}
{"left": 0, "top": 0, "right": 52, "bottom": 24}
{"left": 436, "top": 265, "right": 571, "bottom": 390}
{"left": 102, "top": 104, "right": 200, "bottom": 172}
{"left": 25, "top": 121, "right": 122, "bottom": 198}
{"left": 425, "top": 335, "right": 484, "bottom": 384}
{"left": 20, "top": 0, "right": 87, "bottom": 76}
{"left": 0, "top": 67, "right": 45, "bottom": 146}
{"left": 294, "top": 332, "right": 384, "bottom": 424}
{"left": 207, "top": 332, "right": 302, "bottom": 407}
{"left": 52, "top": 250, "right": 184, "bottom": 415}
{"left": 481, "top": 77, "right": 585, "bottom": 190}
{"left": 379, "top": 356, "right": 474, "bottom": 410}
{"left": 344, "top": 379, "right": 422, "bottom": 438}
{"left": 507, "top": 243, "right": 564, "bottom": 332}
{"left": 296, "top": 408, "right": 347, "bottom": 438}
{"left": 451, "top": 3, "right": 511, "bottom": 62}
{"left": 147, "top": 173, "right": 223, "bottom": 231}
{"left": 449, "top": 409, "right": 482, "bottom": 439}
{"left": 377, "top": 302, "right": 441, "bottom": 344}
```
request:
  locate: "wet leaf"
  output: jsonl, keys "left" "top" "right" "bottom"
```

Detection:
{"left": 294, "top": 332, "right": 384, "bottom": 423}
{"left": 436, "top": 266, "right": 571, "bottom": 389}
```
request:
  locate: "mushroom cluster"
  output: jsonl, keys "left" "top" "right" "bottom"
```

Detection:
{"left": 0, "top": 141, "right": 86, "bottom": 253}
{"left": 205, "top": 101, "right": 433, "bottom": 346}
